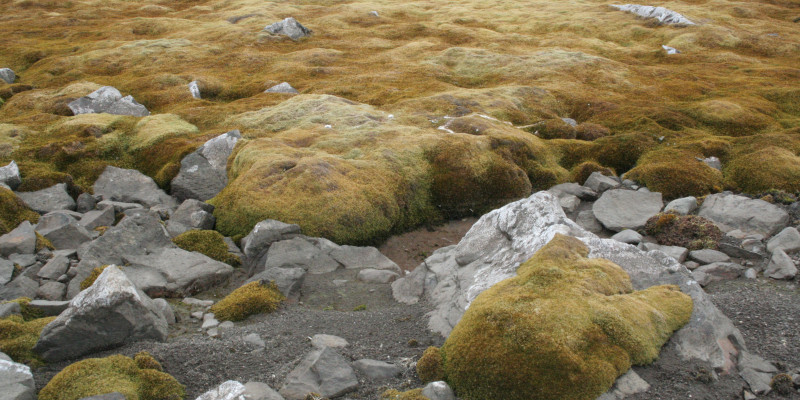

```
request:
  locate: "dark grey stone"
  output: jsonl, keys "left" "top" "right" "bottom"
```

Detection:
{"left": 36, "top": 212, "right": 92, "bottom": 250}
{"left": 67, "top": 86, "right": 149, "bottom": 117}
{"left": 263, "top": 17, "right": 311, "bottom": 40}
{"left": 0, "top": 221, "right": 36, "bottom": 257}
{"left": 16, "top": 183, "right": 75, "bottom": 214}
{"left": 94, "top": 166, "right": 176, "bottom": 208}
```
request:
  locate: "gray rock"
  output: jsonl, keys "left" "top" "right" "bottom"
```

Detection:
{"left": 356, "top": 268, "right": 400, "bottom": 283}
{"left": 352, "top": 359, "right": 401, "bottom": 380}
{"left": 575, "top": 210, "right": 604, "bottom": 233}
{"left": 688, "top": 249, "right": 730, "bottom": 265}
{"left": 202, "top": 313, "right": 219, "bottom": 329}
{"left": 0, "top": 302, "right": 21, "bottom": 318}
{"left": 766, "top": 227, "right": 800, "bottom": 254}
{"left": 584, "top": 172, "right": 620, "bottom": 193}
{"left": 641, "top": 242, "right": 688, "bottom": 263}
{"left": 219, "top": 321, "right": 234, "bottom": 331}
{"left": 0, "top": 276, "right": 38, "bottom": 300}
{"left": 26, "top": 299, "right": 70, "bottom": 316}
{"left": 97, "top": 200, "right": 143, "bottom": 213}
{"left": 67, "top": 86, "right": 150, "bottom": 117}
{"left": 662, "top": 45, "right": 680, "bottom": 55}
{"left": 243, "top": 381, "right": 285, "bottom": 400}
{"left": 0, "top": 258, "right": 13, "bottom": 286}
{"left": 264, "top": 237, "right": 340, "bottom": 275}
{"left": 263, "top": 18, "right": 311, "bottom": 40}
{"left": 8, "top": 254, "right": 36, "bottom": 268}
{"left": 664, "top": 196, "right": 698, "bottom": 215}
{"left": 36, "top": 281, "right": 66, "bottom": 301}
{"left": 764, "top": 249, "right": 797, "bottom": 280}
{"left": 718, "top": 242, "right": 763, "bottom": 261}
{"left": 691, "top": 262, "right": 744, "bottom": 286}
{"left": 247, "top": 267, "right": 305, "bottom": 298}
{"left": 392, "top": 191, "right": 746, "bottom": 372}
{"left": 166, "top": 199, "right": 215, "bottom": 236}
{"left": 279, "top": 347, "right": 358, "bottom": 400}
{"left": 94, "top": 166, "right": 176, "bottom": 208}
{"left": 184, "top": 297, "right": 214, "bottom": 307}
{"left": 16, "top": 183, "right": 76, "bottom": 214}
{"left": 196, "top": 380, "right": 246, "bottom": 400}
{"left": 311, "top": 334, "right": 348, "bottom": 349}
{"left": 36, "top": 212, "right": 92, "bottom": 250}
{"left": 0, "top": 68, "right": 16, "bottom": 84}
{"left": 265, "top": 83, "right": 299, "bottom": 94}
{"left": 610, "top": 229, "right": 642, "bottom": 245}
{"left": 421, "top": 381, "right": 456, "bottom": 400}
{"left": 698, "top": 194, "right": 790, "bottom": 236}
{"left": 152, "top": 298, "right": 176, "bottom": 325}
{"left": 330, "top": 245, "right": 400, "bottom": 272}
{"left": 558, "top": 194, "right": 580, "bottom": 214}
{"left": 0, "top": 357, "right": 35, "bottom": 400}
{"left": 79, "top": 207, "right": 115, "bottom": 230}
{"left": 548, "top": 182, "right": 598, "bottom": 201}
{"left": 0, "top": 221, "right": 36, "bottom": 257}
{"left": 189, "top": 81, "right": 201, "bottom": 99}
{"left": 33, "top": 266, "right": 168, "bottom": 362}
{"left": 171, "top": 130, "right": 241, "bottom": 202}
{"left": 244, "top": 333, "right": 266, "bottom": 349}
{"left": 0, "top": 161, "right": 21, "bottom": 190}
{"left": 78, "top": 393, "right": 126, "bottom": 400}
{"left": 701, "top": 156, "right": 722, "bottom": 171}
{"left": 76, "top": 193, "right": 98, "bottom": 213}
{"left": 610, "top": 4, "right": 696, "bottom": 25}
{"left": 593, "top": 189, "right": 663, "bottom": 232}
{"left": 744, "top": 268, "right": 758, "bottom": 279}
{"left": 122, "top": 248, "right": 234, "bottom": 297}
{"left": 738, "top": 351, "right": 777, "bottom": 395}
{"left": 597, "top": 370, "right": 650, "bottom": 400}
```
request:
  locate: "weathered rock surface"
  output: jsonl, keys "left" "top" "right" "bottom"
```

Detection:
{"left": 16, "top": 183, "right": 75, "bottom": 214}
{"left": 247, "top": 267, "right": 305, "bottom": 298}
{"left": 356, "top": 268, "right": 399, "bottom": 283}
{"left": 330, "top": 245, "right": 400, "bottom": 272}
{"left": 0, "top": 221, "right": 36, "bottom": 257}
{"left": 189, "top": 81, "right": 201, "bottom": 99}
{"left": 94, "top": 166, "right": 176, "bottom": 208}
{"left": 688, "top": 249, "right": 730, "bottom": 265}
{"left": 351, "top": 359, "right": 401, "bottom": 380}
{"left": 610, "top": 229, "right": 642, "bottom": 244}
{"left": 279, "top": 346, "right": 358, "bottom": 400}
{"left": 549, "top": 182, "right": 598, "bottom": 201}
{"left": 243, "top": 381, "right": 285, "bottom": 400}
{"left": 422, "top": 381, "right": 456, "bottom": 400}
{"left": 738, "top": 351, "right": 777, "bottom": 395}
{"left": 264, "top": 237, "right": 340, "bottom": 274}
{"left": 597, "top": 370, "right": 650, "bottom": 400}
{"left": 0, "top": 301, "right": 21, "bottom": 318}
{"left": 664, "top": 196, "right": 698, "bottom": 215}
{"left": 698, "top": 194, "right": 790, "bottom": 236}
{"left": 691, "top": 262, "right": 744, "bottom": 286}
{"left": 0, "top": 356, "right": 35, "bottom": 400}
{"left": 195, "top": 380, "right": 246, "bottom": 400}
{"left": 122, "top": 247, "right": 234, "bottom": 297}
{"left": 584, "top": 172, "right": 620, "bottom": 193}
{"left": 36, "top": 281, "right": 66, "bottom": 301}
{"left": 640, "top": 242, "right": 688, "bottom": 263}
{"left": 36, "top": 212, "right": 92, "bottom": 250}
{"left": 0, "top": 276, "right": 37, "bottom": 301}
{"left": 0, "top": 68, "right": 16, "bottom": 84}
{"left": 611, "top": 4, "right": 696, "bottom": 25}
{"left": 310, "top": 334, "right": 349, "bottom": 349}
{"left": 265, "top": 82, "right": 299, "bottom": 94}
{"left": 766, "top": 227, "right": 800, "bottom": 254}
{"left": 34, "top": 266, "right": 168, "bottom": 362}
{"left": 393, "top": 191, "right": 745, "bottom": 372}
{"left": 78, "top": 206, "right": 115, "bottom": 230}
{"left": 0, "top": 258, "right": 13, "bottom": 286}
{"left": 263, "top": 18, "right": 311, "bottom": 40}
{"left": 167, "top": 199, "right": 216, "bottom": 236}
{"left": 67, "top": 86, "right": 150, "bottom": 117}
{"left": 764, "top": 249, "right": 797, "bottom": 280}
{"left": 592, "top": 189, "right": 663, "bottom": 232}
{"left": 0, "top": 161, "right": 21, "bottom": 190}
{"left": 171, "top": 130, "right": 241, "bottom": 202}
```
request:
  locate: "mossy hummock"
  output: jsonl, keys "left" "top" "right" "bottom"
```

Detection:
{"left": 0, "top": 187, "right": 39, "bottom": 235}
{"left": 172, "top": 230, "right": 240, "bottom": 266}
{"left": 644, "top": 213, "right": 723, "bottom": 251}
{"left": 626, "top": 148, "right": 723, "bottom": 199}
{"left": 209, "top": 280, "right": 285, "bottom": 322}
{"left": 0, "top": 314, "right": 55, "bottom": 366}
{"left": 438, "top": 234, "right": 693, "bottom": 400}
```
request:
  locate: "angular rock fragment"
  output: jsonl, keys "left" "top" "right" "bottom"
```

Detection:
{"left": 265, "top": 82, "right": 299, "bottom": 94}
{"left": 171, "top": 130, "right": 241, "bottom": 202}
{"left": 263, "top": 18, "right": 311, "bottom": 40}
{"left": 16, "top": 183, "right": 75, "bottom": 214}
{"left": 67, "top": 86, "right": 150, "bottom": 117}
{"left": 279, "top": 347, "right": 358, "bottom": 400}
{"left": 611, "top": 4, "right": 695, "bottom": 25}
{"left": 0, "top": 161, "right": 21, "bottom": 190}
{"left": 94, "top": 166, "right": 176, "bottom": 208}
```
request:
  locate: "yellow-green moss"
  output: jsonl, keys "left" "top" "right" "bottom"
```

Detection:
{"left": 381, "top": 388, "right": 427, "bottom": 400}
{"left": 0, "top": 187, "right": 39, "bottom": 235}
{"left": 417, "top": 346, "right": 445, "bottom": 383}
{"left": 209, "top": 281, "right": 285, "bottom": 322}
{"left": 134, "top": 351, "right": 163, "bottom": 372}
{"left": 38, "top": 354, "right": 185, "bottom": 400}
{"left": 80, "top": 265, "right": 110, "bottom": 291}
{"left": 569, "top": 161, "right": 615, "bottom": 186}
{"left": 172, "top": 230, "right": 240, "bottom": 266}
{"left": 575, "top": 123, "right": 609, "bottom": 141}
{"left": 35, "top": 232, "right": 54, "bottom": 251}
{"left": 527, "top": 118, "right": 576, "bottom": 140}
{"left": 724, "top": 146, "right": 800, "bottom": 194}
{"left": 440, "top": 234, "right": 693, "bottom": 400}
{"left": 0, "top": 315, "right": 56, "bottom": 366}
{"left": 4, "top": 297, "right": 44, "bottom": 321}
{"left": 625, "top": 148, "right": 723, "bottom": 199}
{"left": 684, "top": 99, "right": 775, "bottom": 136}
{"left": 14, "top": 161, "right": 74, "bottom": 193}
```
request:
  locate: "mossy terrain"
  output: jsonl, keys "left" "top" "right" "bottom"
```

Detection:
{"left": 0, "top": 314, "right": 56, "bottom": 366}
{"left": 0, "top": 0, "right": 797, "bottom": 244}
{"left": 438, "top": 234, "right": 693, "bottom": 400}
{"left": 38, "top": 354, "right": 185, "bottom": 400}
{"left": 416, "top": 346, "right": 445, "bottom": 384}
{"left": 172, "top": 230, "right": 240, "bottom": 266}
{"left": 381, "top": 389, "right": 427, "bottom": 400}
{"left": 0, "top": 187, "right": 39, "bottom": 235}
{"left": 644, "top": 213, "right": 723, "bottom": 250}
{"left": 209, "top": 280, "right": 285, "bottom": 321}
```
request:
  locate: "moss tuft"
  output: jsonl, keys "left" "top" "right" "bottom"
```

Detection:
{"left": 80, "top": 265, "right": 111, "bottom": 291}
{"left": 0, "top": 188, "right": 39, "bottom": 235}
{"left": 644, "top": 213, "right": 723, "bottom": 250}
{"left": 134, "top": 351, "right": 163, "bottom": 372}
{"left": 591, "top": 133, "right": 657, "bottom": 174}
{"left": 770, "top": 373, "right": 794, "bottom": 396}
{"left": 209, "top": 281, "right": 284, "bottom": 322}
{"left": 575, "top": 123, "right": 610, "bottom": 141}
{"left": 0, "top": 315, "right": 56, "bottom": 366}
{"left": 417, "top": 346, "right": 445, "bottom": 383}
{"left": 527, "top": 119, "right": 576, "bottom": 140}
{"left": 4, "top": 297, "right": 44, "bottom": 321}
{"left": 172, "top": 230, "right": 240, "bottom": 266}
{"left": 569, "top": 161, "right": 614, "bottom": 186}
{"left": 38, "top": 354, "right": 185, "bottom": 400}
{"left": 625, "top": 148, "right": 722, "bottom": 199}
{"left": 380, "top": 388, "right": 427, "bottom": 400}
{"left": 439, "top": 234, "right": 693, "bottom": 400}
{"left": 35, "top": 232, "right": 54, "bottom": 251}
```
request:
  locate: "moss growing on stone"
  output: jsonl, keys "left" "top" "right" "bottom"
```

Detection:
{"left": 644, "top": 213, "right": 723, "bottom": 250}
{"left": 0, "top": 187, "right": 39, "bottom": 235}
{"left": 439, "top": 234, "right": 693, "bottom": 400}
{"left": 417, "top": 346, "right": 445, "bottom": 383}
{"left": 4, "top": 297, "right": 44, "bottom": 321}
{"left": 35, "top": 232, "right": 55, "bottom": 252}
{"left": 80, "top": 265, "right": 111, "bottom": 291}
{"left": 625, "top": 148, "right": 723, "bottom": 199}
{"left": 0, "top": 315, "right": 56, "bottom": 366}
{"left": 569, "top": 161, "right": 615, "bottom": 186}
{"left": 38, "top": 354, "right": 185, "bottom": 400}
{"left": 209, "top": 280, "right": 284, "bottom": 322}
{"left": 172, "top": 230, "right": 240, "bottom": 267}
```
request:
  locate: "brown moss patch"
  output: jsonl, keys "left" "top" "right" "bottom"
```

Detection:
{"left": 625, "top": 148, "right": 723, "bottom": 199}
{"left": 644, "top": 213, "right": 723, "bottom": 250}
{"left": 416, "top": 346, "right": 445, "bottom": 384}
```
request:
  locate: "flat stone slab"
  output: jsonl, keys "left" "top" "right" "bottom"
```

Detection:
{"left": 592, "top": 189, "right": 663, "bottom": 232}
{"left": 698, "top": 194, "right": 790, "bottom": 237}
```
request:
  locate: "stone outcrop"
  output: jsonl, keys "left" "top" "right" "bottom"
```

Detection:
{"left": 67, "top": 86, "right": 150, "bottom": 117}
{"left": 171, "top": 130, "right": 241, "bottom": 202}
{"left": 611, "top": 4, "right": 695, "bottom": 25}
{"left": 16, "top": 183, "right": 75, "bottom": 214}
{"left": 93, "top": 166, "right": 177, "bottom": 208}
{"left": 263, "top": 18, "right": 311, "bottom": 40}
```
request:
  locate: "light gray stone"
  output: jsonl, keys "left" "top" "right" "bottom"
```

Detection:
{"left": 356, "top": 268, "right": 399, "bottom": 283}
{"left": 584, "top": 172, "right": 620, "bottom": 193}
{"left": 744, "top": 268, "right": 758, "bottom": 279}
{"left": 0, "top": 68, "right": 16, "bottom": 84}
{"left": 597, "top": 370, "right": 650, "bottom": 400}
{"left": 79, "top": 207, "right": 115, "bottom": 230}
{"left": 36, "top": 281, "right": 66, "bottom": 301}
{"left": 247, "top": 268, "right": 305, "bottom": 298}
{"left": 701, "top": 156, "right": 722, "bottom": 171}
{"left": 166, "top": 199, "right": 215, "bottom": 236}
{"left": 738, "top": 351, "right": 776, "bottom": 395}
{"left": 0, "top": 258, "right": 13, "bottom": 286}
{"left": 691, "top": 262, "right": 744, "bottom": 286}
{"left": 8, "top": 254, "right": 36, "bottom": 268}
{"left": 122, "top": 247, "right": 234, "bottom": 297}
{"left": 664, "top": 196, "right": 698, "bottom": 215}
{"left": 27, "top": 299, "right": 70, "bottom": 316}
{"left": 0, "top": 357, "right": 35, "bottom": 400}
{"left": 698, "top": 194, "right": 790, "bottom": 236}
{"left": 67, "top": 86, "right": 149, "bottom": 117}
{"left": 36, "top": 212, "right": 92, "bottom": 250}
{"left": 548, "top": 182, "right": 598, "bottom": 201}
{"left": 242, "top": 220, "right": 302, "bottom": 275}
{"left": 421, "top": 381, "right": 456, "bottom": 400}
{"left": 330, "top": 245, "right": 400, "bottom": 272}
{"left": 279, "top": 347, "right": 358, "bottom": 400}
{"left": 611, "top": 4, "right": 696, "bottom": 25}
{"left": 0, "top": 276, "right": 37, "bottom": 301}
{"left": 94, "top": 166, "right": 176, "bottom": 208}
{"left": 610, "top": 229, "right": 642, "bottom": 245}
{"left": 764, "top": 249, "right": 797, "bottom": 280}
{"left": 0, "top": 161, "right": 21, "bottom": 190}
{"left": 352, "top": 359, "right": 401, "bottom": 380}
{"left": 97, "top": 200, "right": 143, "bottom": 213}
{"left": 243, "top": 381, "right": 285, "bottom": 400}
{"left": 263, "top": 17, "right": 311, "bottom": 40}
{"left": 152, "top": 298, "right": 176, "bottom": 324}
{"left": 766, "top": 227, "right": 800, "bottom": 254}
{"left": 265, "top": 83, "right": 299, "bottom": 94}
{"left": 244, "top": 333, "right": 266, "bottom": 349}
{"left": 75, "top": 193, "right": 98, "bottom": 213}
{"left": 311, "top": 334, "right": 348, "bottom": 349}
{"left": 33, "top": 266, "right": 168, "bottom": 362}
{"left": 184, "top": 297, "right": 214, "bottom": 307}
{"left": 196, "top": 380, "right": 246, "bottom": 400}
{"left": 171, "top": 130, "right": 241, "bottom": 202}
{"left": 558, "top": 194, "right": 580, "bottom": 213}
{"left": 688, "top": 249, "right": 730, "bottom": 265}
{"left": 575, "top": 210, "right": 604, "bottom": 233}
{"left": 593, "top": 189, "right": 663, "bottom": 232}
{"left": 16, "top": 183, "right": 75, "bottom": 214}
{"left": 0, "top": 221, "right": 36, "bottom": 257}
{"left": 0, "top": 302, "right": 21, "bottom": 318}
{"left": 189, "top": 81, "right": 201, "bottom": 99}
{"left": 265, "top": 237, "right": 340, "bottom": 275}
{"left": 641, "top": 242, "right": 688, "bottom": 263}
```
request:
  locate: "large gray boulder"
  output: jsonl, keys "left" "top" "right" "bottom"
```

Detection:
{"left": 264, "top": 237, "right": 340, "bottom": 274}
{"left": 392, "top": 191, "right": 745, "bottom": 373}
{"left": 263, "top": 17, "right": 311, "bottom": 40}
{"left": 764, "top": 249, "right": 797, "bottom": 280}
{"left": 0, "top": 161, "right": 21, "bottom": 190}
{"left": 35, "top": 212, "right": 93, "bottom": 250}
{"left": 171, "top": 130, "right": 241, "bottom": 202}
{"left": 698, "top": 194, "right": 790, "bottom": 237}
{"left": 33, "top": 265, "right": 168, "bottom": 362}
{"left": 279, "top": 346, "right": 358, "bottom": 400}
{"left": 0, "top": 221, "right": 36, "bottom": 257}
{"left": 766, "top": 227, "right": 800, "bottom": 254}
{"left": 247, "top": 267, "right": 305, "bottom": 298}
{"left": 0, "top": 276, "right": 37, "bottom": 301}
{"left": 67, "top": 86, "right": 150, "bottom": 117}
{"left": 122, "top": 248, "right": 234, "bottom": 297}
{"left": 592, "top": 189, "right": 663, "bottom": 232}
{"left": 94, "top": 166, "right": 176, "bottom": 208}
{"left": 0, "top": 356, "right": 35, "bottom": 400}
{"left": 241, "top": 219, "right": 302, "bottom": 274}
{"left": 0, "top": 68, "right": 16, "bottom": 84}
{"left": 16, "top": 183, "right": 75, "bottom": 214}
{"left": 610, "top": 4, "right": 695, "bottom": 25}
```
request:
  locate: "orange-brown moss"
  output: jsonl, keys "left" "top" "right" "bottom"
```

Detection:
{"left": 626, "top": 148, "right": 723, "bottom": 199}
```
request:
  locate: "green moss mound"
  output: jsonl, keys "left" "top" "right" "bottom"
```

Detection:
{"left": 724, "top": 146, "right": 800, "bottom": 194}
{"left": 644, "top": 213, "right": 723, "bottom": 251}
{"left": 417, "top": 346, "right": 445, "bottom": 383}
{"left": 0, "top": 315, "right": 56, "bottom": 366}
{"left": 4, "top": 297, "right": 44, "bottom": 321}
{"left": 209, "top": 281, "right": 285, "bottom": 322}
{"left": 569, "top": 161, "right": 614, "bottom": 186}
{"left": 38, "top": 354, "right": 185, "bottom": 400}
{"left": 592, "top": 133, "right": 657, "bottom": 174}
{"left": 172, "top": 230, "right": 240, "bottom": 266}
{"left": 625, "top": 148, "right": 723, "bottom": 199}
{"left": 440, "top": 234, "right": 693, "bottom": 400}
{"left": 381, "top": 388, "right": 427, "bottom": 400}
{"left": 134, "top": 351, "right": 163, "bottom": 372}
{"left": 527, "top": 118, "right": 576, "bottom": 140}
{"left": 575, "top": 123, "right": 610, "bottom": 141}
{"left": 0, "top": 187, "right": 39, "bottom": 235}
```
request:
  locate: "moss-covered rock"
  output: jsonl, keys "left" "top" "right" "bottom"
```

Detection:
{"left": 3, "top": 297, "right": 44, "bottom": 321}
{"left": 134, "top": 351, "right": 163, "bottom": 372}
{"left": 172, "top": 230, "right": 240, "bottom": 266}
{"left": 527, "top": 118, "right": 576, "bottom": 140}
{"left": 416, "top": 346, "right": 445, "bottom": 384}
{"left": 209, "top": 280, "right": 285, "bottom": 322}
{"left": 643, "top": 213, "right": 723, "bottom": 250}
{"left": 625, "top": 148, "right": 723, "bottom": 199}
{"left": 569, "top": 161, "right": 615, "bottom": 186}
{"left": 0, "top": 187, "right": 39, "bottom": 235}
{"left": 439, "top": 234, "right": 693, "bottom": 400}
{"left": 38, "top": 354, "right": 185, "bottom": 400}
{"left": 0, "top": 315, "right": 56, "bottom": 366}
